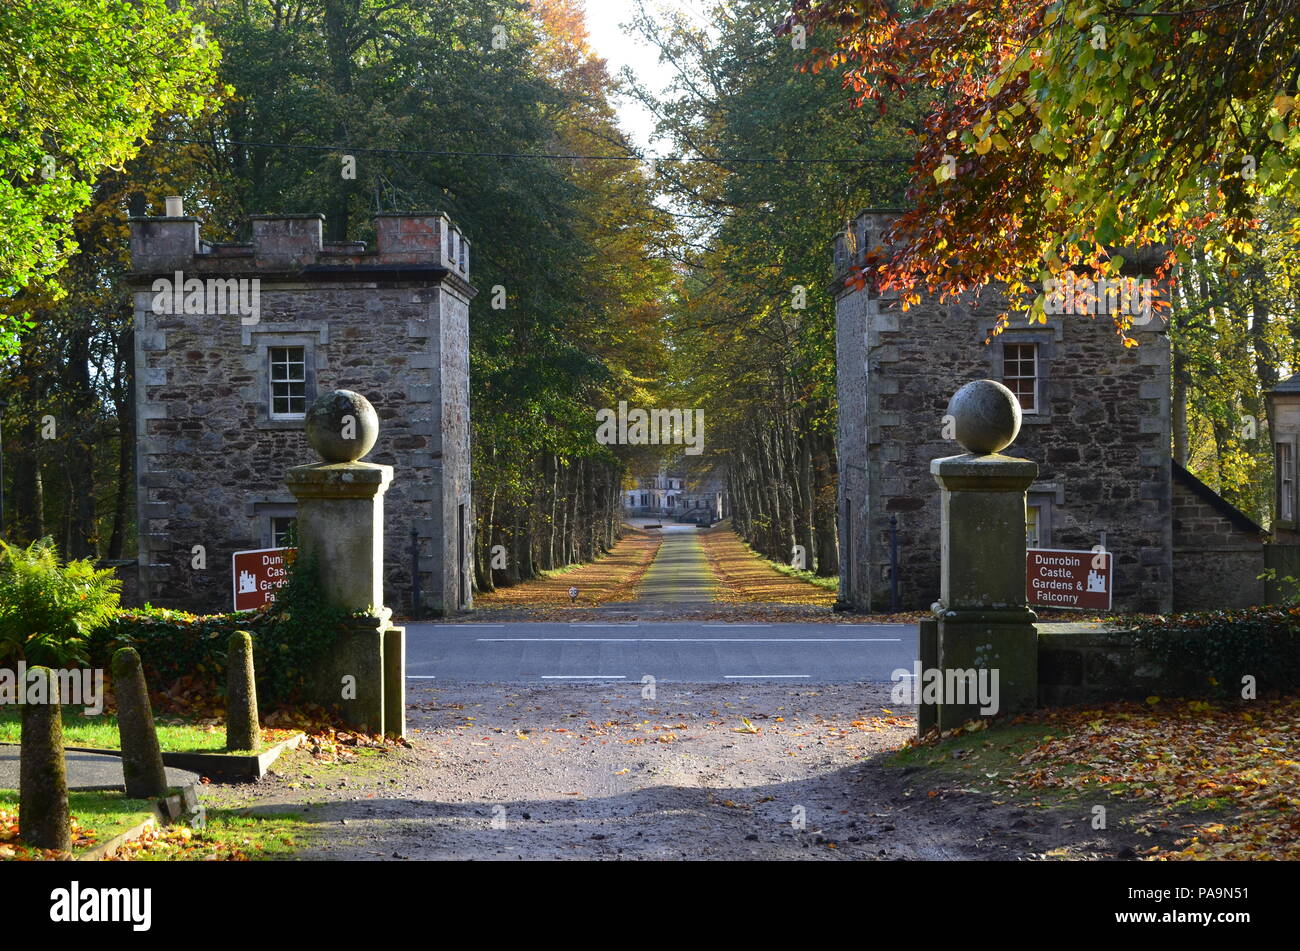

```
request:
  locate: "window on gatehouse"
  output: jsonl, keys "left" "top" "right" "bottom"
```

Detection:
{"left": 271, "top": 516, "right": 297, "bottom": 548}
{"left": 1279, "top": 442, "right": 1295, "bottom": 522}
{"left": 270, "top": 346, "right": 307, "bottom": 418}
{"left": 1003, "top": 343, "right": 1038, "bottom": 414}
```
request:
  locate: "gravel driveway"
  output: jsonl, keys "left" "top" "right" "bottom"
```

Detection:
{"left": 210, "top": 682, "right": 1036, "bottom": 860}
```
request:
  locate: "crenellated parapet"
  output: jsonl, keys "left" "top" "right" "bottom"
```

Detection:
{"left": 129, "top": 202, "right": 471, "bottom": 293}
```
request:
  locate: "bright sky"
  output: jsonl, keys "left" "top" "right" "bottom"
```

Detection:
{"left": 582, "top": 0, "right": 717, "bottom": 153}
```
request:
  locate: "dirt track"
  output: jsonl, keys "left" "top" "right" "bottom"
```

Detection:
{"left": 201, "top": 682, "right": 1125, "bottom": 861}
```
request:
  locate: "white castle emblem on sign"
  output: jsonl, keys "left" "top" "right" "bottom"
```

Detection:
{"left": 1086, "top": 569, "right": 1106, "bottom": 593}
{"left": 238, "top": 570, "right": 258, "bottom": 594}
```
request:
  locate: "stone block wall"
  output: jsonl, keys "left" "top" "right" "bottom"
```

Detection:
{"left": 1035, "top": 623, "right": 1189, "bottom": 706}
{"left": 1171, "top": 463, "right": 1267, "bottom": 609}
{"left": 129, "top": 208, "right": 475, "bottom": 616}
{"left": 833, "top": 210, "right": 1173, "bottom": 615}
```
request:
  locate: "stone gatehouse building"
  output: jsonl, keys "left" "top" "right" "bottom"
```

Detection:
{"left": 833, "top": 209, "right": 1267, "bottom": 614}
{"left": 128, "top": 203, "right": 475, "bottom": 615}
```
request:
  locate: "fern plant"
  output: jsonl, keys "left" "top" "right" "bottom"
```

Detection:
{"left": 0, "top": 537, "right": 121, "bottom": 667}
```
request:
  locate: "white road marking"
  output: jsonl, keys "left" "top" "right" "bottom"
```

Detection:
{"left": 724, "top": 674, "right": 810, "bottom": 679}
{"left": 702, "top": 623, "right": 771, "bottom": 627}
{"left": 406, "top": 675, "right": 438, "bottom": 679}
{"left": 476, "top": 637, "right": 901, "bottom": 643}
{"left": 830, "top": 623, "right": 912, "bottom": 628}
{"left": 568, "top": 623, "right": 640, "bottom": 627}
{"left": 540, "top": 675, "right": 627, "bottom": 680}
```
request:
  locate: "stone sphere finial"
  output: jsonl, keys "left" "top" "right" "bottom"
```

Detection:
{"left": 947, "top": 379, "right": 1022, "bottom": 454}
{"left": 305, "top": 389, "right": 379, "bottom": 462}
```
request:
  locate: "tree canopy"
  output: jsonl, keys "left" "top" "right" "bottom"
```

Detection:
{"left": 788, "top": 0, "right": 1300, "bottom": 335}
{"left": 0, "top": 0, "right": 220, "bottom": 351}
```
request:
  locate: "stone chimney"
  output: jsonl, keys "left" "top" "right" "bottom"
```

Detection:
{"left": 129, "top": 197, "right": 201, "bottom": 272}
{"left": 374, "top": 212, "right": 469, "bottom": 276}
{"left": 250, "top": 214, "right": 325, "bottom": 268}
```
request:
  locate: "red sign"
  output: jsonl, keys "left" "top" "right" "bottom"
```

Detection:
{"left": 232, "top": 547, "right": 296, "bottom": 611}
{"left": 1026, "top": 548, "right": 1112, "bottom": 611}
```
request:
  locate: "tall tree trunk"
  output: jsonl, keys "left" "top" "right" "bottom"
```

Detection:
{"left": 11, "top": 418, "right": 45, "bottom": 544}
{"left": 812, "top": 432, "right": 839, "bottom": 576}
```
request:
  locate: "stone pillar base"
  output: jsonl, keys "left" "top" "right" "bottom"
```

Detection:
{"left": 934, "top": 615, "right": 1038, "bottom": 731}
{"left": 309, "top": 614, "right": 406, "bottom": 738}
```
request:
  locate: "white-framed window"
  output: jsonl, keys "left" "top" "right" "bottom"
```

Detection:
{"left": 271, "top": 516, "right": 297, "bottom": 548}
{"left": 1278, "top": 442, "right": 1295, "bottom": 521}
{"left": 269, "top": 346, "right": 307, "bottom": 418}
{"left": 1026, "top": 505, "right": 1042, "bottom": 549}
{"left": 1003, "top": 343, "right": 1038, "bottom": 413}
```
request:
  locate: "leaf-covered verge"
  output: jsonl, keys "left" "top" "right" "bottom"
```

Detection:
{"left": 0, "top": 789, "right": 153, "bottom": 860}
{"left": 471, "top": 526, "right": 662, "bottom": 609}
{"left": 698, "top": 526, "right": 838, "bottom": 605}
{"left": 897, "top": 696, "right": 1300, "bottom": 860}
{"left": 0, "top": 789, "right": 310, "bottom": 861}
{"left": 103, "top": 808, "right": 309, "bottom": 861}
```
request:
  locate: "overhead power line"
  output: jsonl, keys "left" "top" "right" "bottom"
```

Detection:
{"left": 169, "top": 137, "right": 912, "bottom": 166}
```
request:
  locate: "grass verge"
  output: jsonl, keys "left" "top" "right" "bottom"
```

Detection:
{"left": 0, "top": 707, "right": 297, "bottom": 754}
{"left": 1, "top": 788, "right": 310, "bottom": 861}
{"left": 474, "top": 525, "right": 662, "bottom": 608}
{"left": 0, "top": 788, "right": 155, "bottom": 859}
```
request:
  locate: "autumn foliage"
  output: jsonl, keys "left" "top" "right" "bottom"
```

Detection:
{"left": 786, "top": 0, "right": 1300, "bottom": 336}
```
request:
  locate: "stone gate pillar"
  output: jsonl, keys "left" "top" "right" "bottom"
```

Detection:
{"left": 286, "top": 389, "right": 405, "bottom": 737}
{"left": 928, "top": 380, "right": 1038, "bottom": 731}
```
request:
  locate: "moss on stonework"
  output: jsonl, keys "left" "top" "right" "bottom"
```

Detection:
{"left": 18, "top": 667, "right": 72, "bottom": 852}
{"left": 111, "top": 647, "right": 168, "bottom": 800}
{"left": 226, "top": 631, "right": 261, "bottom": 753}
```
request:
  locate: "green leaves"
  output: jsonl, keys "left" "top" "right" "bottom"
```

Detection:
{"left": 0, "top": 537, "right": 121, "bottom": 667}
{"left": 0, "top": 0, "right": 220, "bottom": 353}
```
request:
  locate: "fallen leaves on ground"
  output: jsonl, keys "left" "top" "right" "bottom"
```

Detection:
{"left": 303, "top": 728, "right": 409, "bottom": 764}
{"left": 0, "top": 807, "right": 101, "bottom": 860}
{"left": 472, "top": 526, "right": 662, "bottom": 608}
{"left": 697, "top": 528, "right": 837, "bottom": 605}
{"left": 952, "top": 697, "right": 1300, "bottom": 860}
{"left": 108, "top": 822, "right": 287, "bottom": 861}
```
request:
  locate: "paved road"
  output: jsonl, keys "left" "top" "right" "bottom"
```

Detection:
{"left": 634, "top": 523, "right": 715, "bottom": 602}
{"left": 0, "top": 745, "right": 197, "bottom": 792}
{"left": 404, "top": 621, "right": 917, "bottom": 684}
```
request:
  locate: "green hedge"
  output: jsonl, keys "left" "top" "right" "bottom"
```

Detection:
{"left": 1130, "top": 605, "right": 1300, "bottom": 697}
{"left": 89, "top": 606, "right": 269, "bottom": 704}
{"left": 89, "top": 555, "right": 348, "bottom": 709}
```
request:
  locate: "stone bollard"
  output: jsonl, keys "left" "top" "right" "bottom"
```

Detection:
{"left": 226, "top": 631, "right": 261, "bottom": 752}
{"left": 927, "top": 380, "right": 1039, "bottom": 732}
{"left": 19, "top": 666, "right": 72, "bottom": 852}
{"left": 285, "top": 389, "right": 406, "bottom": 737}
{"left": 111, "top": 647, "right": 169, "bottom": 799}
